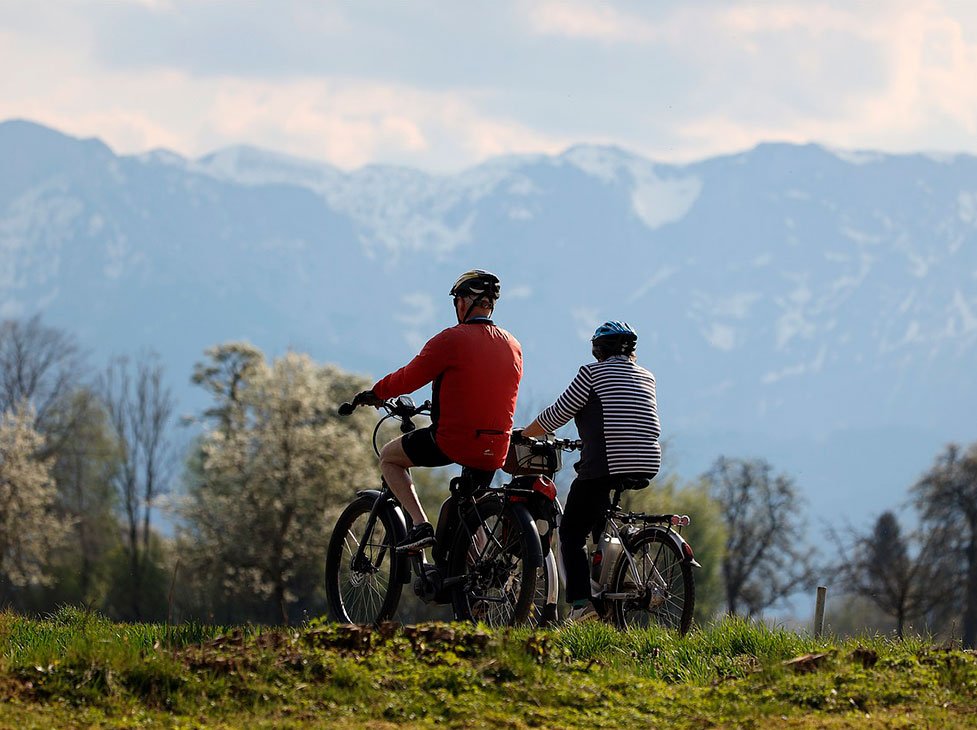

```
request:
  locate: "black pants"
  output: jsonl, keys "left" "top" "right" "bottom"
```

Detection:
{"left": 559, "top": 477, "right": 613, "bottom": 604}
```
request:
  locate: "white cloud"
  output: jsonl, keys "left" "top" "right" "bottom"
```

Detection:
{"left": 630, "top": 266, "right": 678, "bottom": 302}
{"left": 4, "top": 2, "right": 977, "bottom": 170}
{"left": 572, "top": 307, "right": 599, "bottom": 341}
{"left": 395, "top": 292, "right": 436, "bottom": 328}
{"left": 951, "top": 290, "right": 977, "bottom": 334}
{"left": 762, "top": 346, "right": 828, "bottom": 383}
{"left": 0, "top": 62, "right": 568, "bottom": 171}
{"left": 703, "top": 323, "right": 736, "bottom": 351}
{"left": 525, "top": 2, "right": 661, "bottom": 42}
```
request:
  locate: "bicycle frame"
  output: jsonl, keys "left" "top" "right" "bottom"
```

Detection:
{"left": 349, "top": 472, "right": 539, "bottom": 605}
{"left": 349, "top": 484, "right": 411, "bottom": 584}
{"left": 331, "top": 395, "right": 544, "bottom": 625}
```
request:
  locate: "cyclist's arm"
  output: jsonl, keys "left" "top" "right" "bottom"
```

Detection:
{"left": 372, "top": 330, "right": 451, "bottom": 399}
{"left": 521, "top": 418, "right": 547, "bottom": 439}
{"left": 531, "top": 366, "right": 592, "bottom": 434}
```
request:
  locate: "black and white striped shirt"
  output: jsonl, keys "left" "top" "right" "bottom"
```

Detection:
{"left": 536, "top": 355, "right": 661, "bottom": 480}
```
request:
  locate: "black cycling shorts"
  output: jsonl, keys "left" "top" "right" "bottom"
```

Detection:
{"left": 401, "top": 426, "right": 453, "bottom": 468}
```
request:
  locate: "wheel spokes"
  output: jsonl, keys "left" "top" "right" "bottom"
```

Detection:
{"left": 463, "top": 513, "right": 525, "bottom": 626}
{"left": 621, "top": 539, "right": 686, "bottom": 629}
{"left": 338, "top": 514, "right": 394, "bottom": 624}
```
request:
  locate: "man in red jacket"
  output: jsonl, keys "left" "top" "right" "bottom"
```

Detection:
{"left": 351, "top": 269, "right": 523, "bottom": 550}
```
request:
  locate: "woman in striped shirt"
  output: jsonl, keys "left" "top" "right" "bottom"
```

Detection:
{"left": 521, "top": 321, "right": 661, "bottom": 622}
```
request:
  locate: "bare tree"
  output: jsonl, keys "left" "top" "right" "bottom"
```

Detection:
{"left": 0, "top": 316, "right": 122, "bottom": 610}
{"left": 705, "top": 456, "right": 814, "bottom": 617}
{"left": 99, "top": 353, "right": 175, "bottom": 619}
{"left": 912, "top": 442, "right": 977, "bottom": 647}
{"left": 835, "top": 511, "right": 956, "bottom": 637}
{"left": 0, "top": 315, "right": 86, "bottom": 448}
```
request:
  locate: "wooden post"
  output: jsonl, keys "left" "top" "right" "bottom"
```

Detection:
{"left": 814, "top": 585, "right": 827, "bottom": 638}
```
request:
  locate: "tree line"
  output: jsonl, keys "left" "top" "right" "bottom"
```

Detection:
{"left": 1, "top": 315, "right": 976, "bottom": 643}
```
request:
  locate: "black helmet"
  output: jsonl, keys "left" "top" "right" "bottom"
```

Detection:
{"left": 449, "top": 269, "right": 501, "bottom": 300}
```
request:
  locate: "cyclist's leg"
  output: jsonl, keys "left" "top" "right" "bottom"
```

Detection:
{"left": 380, "top": 426, "right": 454, "bottom": 526}
{"left": 378, "top": 437, "right": 426, "bottom": 524}
{"left": 558, "top": 477, "right": 611, "bottom": 606}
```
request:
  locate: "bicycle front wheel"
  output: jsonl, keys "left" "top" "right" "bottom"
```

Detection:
{"left": 325, "top": 494, "right": 404, "bottom": 624}
{"left": 449, "top": 498, "right": 542, "bottom": 627}
{"left": 610, "top": 529, "right": 694, "bottom": 634}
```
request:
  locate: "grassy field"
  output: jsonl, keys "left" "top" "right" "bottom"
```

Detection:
{"left": 1, "top": 607, "right": 976, "bottom": 729}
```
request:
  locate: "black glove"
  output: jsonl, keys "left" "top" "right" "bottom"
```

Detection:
{"left": 510, "top": 427, "right": 526, "bottom": 443}
{"left": 352, "top": 390, "right": 383, "bottom": 408}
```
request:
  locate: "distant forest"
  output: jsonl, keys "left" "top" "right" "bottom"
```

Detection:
{"left": 2, "top": 315, "right": 976, "bottom": 645}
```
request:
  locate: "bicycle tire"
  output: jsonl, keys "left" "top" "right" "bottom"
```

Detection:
{"left": 325, "top": 494, "right": 404, "bottom": 624}
{"left": 610, "top": 528, "right": 694, "bottom": 634}
{"left": 449, "top": 498, "right": 542, "bottom": 627}
{"left": 530, "top": 545, "right": 560, "bottom": 627}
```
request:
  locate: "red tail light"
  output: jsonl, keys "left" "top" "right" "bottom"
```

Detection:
{"left": 531, "top": 476, "right": 557, "bottom": 501}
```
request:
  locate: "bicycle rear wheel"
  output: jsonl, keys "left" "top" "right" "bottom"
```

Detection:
{"left": 325, "top": 494, "right": 404, "bottom": 624}
{"left": 610, "top": 529, "right": 694, "bottom": 634}
{"left": 449, "top": 498, "right": 542, "bottom": 627}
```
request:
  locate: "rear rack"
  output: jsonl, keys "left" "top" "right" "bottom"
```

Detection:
{"left": 610, "top": 508, "right": 692, "bottom": 528}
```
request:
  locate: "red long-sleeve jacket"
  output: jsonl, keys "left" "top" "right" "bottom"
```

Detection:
{"left": 372, "top": 319, "right": 523, "bottom": 471}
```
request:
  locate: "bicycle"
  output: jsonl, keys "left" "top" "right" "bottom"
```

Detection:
{"left": 516, "top": 435, "right": 699, "bottom": 634}
{"left": 498, "top": 433, "right": 580, "bottom": 627}
{"left": 325, "top": 395, "right": 546, "bottom": 627}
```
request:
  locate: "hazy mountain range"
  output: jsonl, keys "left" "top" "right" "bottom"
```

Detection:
{"left": 3, "top": 118, "right": 976, "bottom": 532}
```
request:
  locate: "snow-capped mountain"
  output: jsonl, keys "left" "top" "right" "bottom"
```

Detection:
{"left": 3, "top": 118, "right": 976, "bottom": 527}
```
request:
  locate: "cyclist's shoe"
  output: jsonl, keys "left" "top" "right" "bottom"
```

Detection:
{"left": 565, "top": 601, "right": 601, "bottom": 624}
{"left": 397, "top": 522, "right": 435, "bottom": 553}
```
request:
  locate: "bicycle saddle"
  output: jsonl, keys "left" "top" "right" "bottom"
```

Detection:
{"left": 618, "top": 476, "right": 651, "bottom": 491}
{"left": 450, "top": 467, "right": 495, "bottom": 497}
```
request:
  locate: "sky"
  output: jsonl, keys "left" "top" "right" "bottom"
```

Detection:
{"left": 2, "top": 0, "right": 977, "bottom": 173}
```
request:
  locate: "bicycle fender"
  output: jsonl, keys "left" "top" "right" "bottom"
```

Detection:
{"left": 355, "top": 489, "right": 412, "bottom": 583}
{"left": 641, "top": 525, "right": 702, "bottom": 568}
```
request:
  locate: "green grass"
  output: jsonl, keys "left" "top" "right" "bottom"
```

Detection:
{"left": 1, "top": 607, "right": 976, "bottom": 728}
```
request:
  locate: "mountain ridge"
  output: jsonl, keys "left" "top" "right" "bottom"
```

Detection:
{"left": 2, "top": 118, "right": 976, "bottom": 528}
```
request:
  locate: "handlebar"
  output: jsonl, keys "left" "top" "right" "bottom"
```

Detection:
{"left": 338, "top": 395, "right": 433, "bottom": 456}
{"left": 512, "top": 433, "right": 582, "bottom": 453}
{"left": 338, "top": 396, "right": 432, "bottom": 419}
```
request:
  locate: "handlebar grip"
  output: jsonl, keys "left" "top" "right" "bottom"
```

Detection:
{"left": 338, "top": 402, "right": 355, "bottom": 416}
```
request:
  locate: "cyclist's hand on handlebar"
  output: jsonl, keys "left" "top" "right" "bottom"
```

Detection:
{"left": 510, "top": 427, "right": 526, "bottom": 443}
{"left": 352, "top": 389, "right": 383, "bottom": 408}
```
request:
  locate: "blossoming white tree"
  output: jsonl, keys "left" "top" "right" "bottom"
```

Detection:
{"left": 181, "top": 343, "right": 377, "bottom": 623}
{"left": 0, "top": 407, "right": 69, "bottom": 592}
